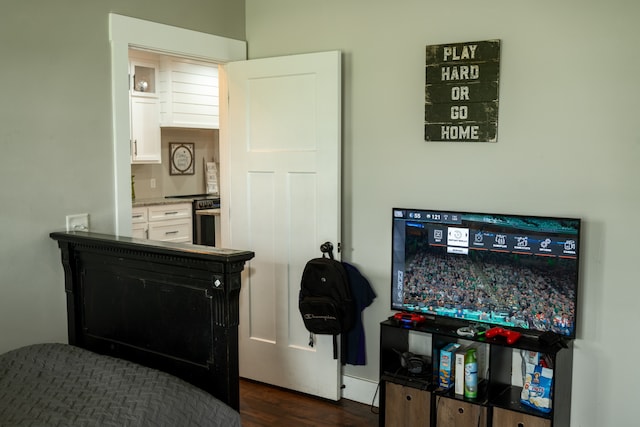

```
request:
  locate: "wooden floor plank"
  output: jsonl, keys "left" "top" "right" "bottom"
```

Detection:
{"left": 240, "top": 378, "right": 379, "bottom": 426}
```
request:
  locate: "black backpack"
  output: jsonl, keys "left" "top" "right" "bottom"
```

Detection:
{"left": 299, "top": 242, "right": 355, "bottom": 359}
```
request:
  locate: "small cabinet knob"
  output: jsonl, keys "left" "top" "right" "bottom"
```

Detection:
{"left": 458, "top": 407, "right": 464, "bottom": 414}
{"left": 405, "top": 395, "right": 412, "bottom": 401}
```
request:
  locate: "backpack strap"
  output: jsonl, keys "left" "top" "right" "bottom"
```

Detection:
{"left": 310, "top": 332, "right": 339, "bottom": 360}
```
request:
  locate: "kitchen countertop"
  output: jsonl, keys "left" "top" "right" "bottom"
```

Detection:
{"left": 132, "top": 197, "right": 194, "bottom": 207}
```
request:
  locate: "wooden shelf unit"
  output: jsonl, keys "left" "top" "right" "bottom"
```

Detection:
{"left": 379, "top": 318, "right": 573, "bottom": 427}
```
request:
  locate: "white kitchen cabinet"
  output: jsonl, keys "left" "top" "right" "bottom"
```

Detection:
{"left": 147, "top": 203, "right": 191, "bottom": 223}
{"left": 129, "top": 51, "right": 161, "bottom": 164}
{"left": 131, "top": 206, "right": 148, "bottom": 239}
{"left": 131, "top": 222, "right": 148, "bottom": 239}
{"left": 131, "top": 202, "right": 192, "bottom": 243}
{"left": 148, "top": 218, "right": 192, "bottom": 243}
{"left": 130, "top": 97, "right": 161, "bottom": 163}
{"left": 130, "top": 58, "right": 158, "bottom": 96}
{"left": 159, "top": 57, "right": 219, "bottom": 129}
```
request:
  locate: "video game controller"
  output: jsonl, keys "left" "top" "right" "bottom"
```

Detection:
{"left": 456, "top": 326, "right": 476, "bottom": 337}
{"left": 456, "top": 324, "right": 488, "bottom": 338}
{"left": 393, "top": 312, "right": 428, "bottom": 326}
{"left": 485, "top": 327, "right": 522, "bottom": 344}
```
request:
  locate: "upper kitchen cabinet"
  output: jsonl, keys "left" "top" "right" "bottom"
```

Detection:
{"left": 159, "top": 57, "right": 220, "bottom": 129}
{"left": 131, "top": 61, "right": 157, "bottom": 96}
{"left": 130, "top": 96, "right": 161, "bottom": 163}
{"left": 129, "top": 50, "right": 161, "bottom": 164}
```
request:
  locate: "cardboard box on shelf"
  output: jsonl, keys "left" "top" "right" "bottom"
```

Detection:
{"left": 454, "top": 345, "right": 469, "bottom": 395}
{"left": 438, "top": 342, "right": 461, "bottom": 389}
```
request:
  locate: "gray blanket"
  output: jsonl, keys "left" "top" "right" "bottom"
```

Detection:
{"left": 0, "top": 343, "right": 241, "bottom": 427}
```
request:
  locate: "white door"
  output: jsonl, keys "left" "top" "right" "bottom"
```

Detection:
{"left": 224, "top": 51, "right": 342, "bottom": 400}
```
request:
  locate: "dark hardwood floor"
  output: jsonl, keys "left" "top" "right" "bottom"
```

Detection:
{"left": 239, "top": 378, "right": 379, "bottom": 426}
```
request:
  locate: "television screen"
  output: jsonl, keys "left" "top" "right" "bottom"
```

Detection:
{"left": 391, "top": 208, "right": 581, "bottom": 338}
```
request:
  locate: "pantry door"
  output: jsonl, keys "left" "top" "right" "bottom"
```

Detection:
{"left": 224, "top": 51, "right": 342, "bottom": 400}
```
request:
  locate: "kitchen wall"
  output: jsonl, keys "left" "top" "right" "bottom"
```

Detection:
{"left": 244, "top": 1, "right": 640, "bottom": 426}
{"left": 0, "top": 0, "right": 244, "bottom": 354}
{"left": 132, "top": 128, "right": 220, "bottom": 199}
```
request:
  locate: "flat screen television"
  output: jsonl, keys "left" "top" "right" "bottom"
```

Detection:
{"left": 391, "top": 208, "right": 581, "bottom": 339}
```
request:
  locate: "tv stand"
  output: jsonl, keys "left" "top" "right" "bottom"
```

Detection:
{"left": 379, "top": 319, "right": 573, "bottom": 427}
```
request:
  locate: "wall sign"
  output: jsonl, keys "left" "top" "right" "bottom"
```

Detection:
{"left": 424, "top": 39, "right": 500, "bottom": 142}
{"left": 169, "top": 142, "right": 195, "bottom": 175}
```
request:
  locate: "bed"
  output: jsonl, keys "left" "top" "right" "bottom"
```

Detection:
{"left": 0, "top": 231, "right": 254, "bottom": 426}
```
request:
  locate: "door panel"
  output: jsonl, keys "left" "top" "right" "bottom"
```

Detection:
{"left": 247, "top": 172, "right": 277, "bottom": 342}
{"left": 246, "top": 74, "right": 317, "bottom": 152}
{"left": 225, "top": 51, "right": 341, "bottom": 400}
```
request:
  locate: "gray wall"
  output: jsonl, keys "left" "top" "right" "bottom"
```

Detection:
{"left": 0, "top": 1, "right": 244, "bottom": 351}
{"left": 245, "top": 1, "right": 639, "bottom": 426}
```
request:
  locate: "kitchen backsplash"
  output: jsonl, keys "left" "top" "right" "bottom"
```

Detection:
{"left": 132, "top": 128, "right": 219, "bottom": 200}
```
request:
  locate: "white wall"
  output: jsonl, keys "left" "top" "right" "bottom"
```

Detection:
{"left": 246, "top": 1, "right": 640, "bottom": 426}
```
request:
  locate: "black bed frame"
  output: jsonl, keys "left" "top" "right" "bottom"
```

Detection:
{"left": 50, "top": 231, "right": 254, "bottom": 411}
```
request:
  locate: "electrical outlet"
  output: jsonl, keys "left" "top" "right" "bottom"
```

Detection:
{"left": 150, "top": 178, "right": 156, "bottom": 188}
{"left": 66, "top": 213, "right": 89, "bottom": 232}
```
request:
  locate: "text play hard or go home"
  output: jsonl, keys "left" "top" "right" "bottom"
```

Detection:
{"left": 425, "top": 40, "right": 500, "bottom": 142}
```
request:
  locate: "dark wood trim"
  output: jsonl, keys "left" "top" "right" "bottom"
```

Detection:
{"left": 50, "top": 231, "right": 254, "bottom": 410}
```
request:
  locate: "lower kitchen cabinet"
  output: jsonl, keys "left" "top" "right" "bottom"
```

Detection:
{"left": 492, "top": 408, "right": 551, "bottom": 427}
{"left": 385, "top": 382, "right": 431, "bottom": 427}
{"left": 131, "top": 206, "right": 148, "bottom": 239}
{"left": 435, "top": 395, "right": 487, "bottom": 427}
{"left": 131, "top": 221, "right": 148, "bottom": 239}
{"left": 148, "top": 218, "right": 191, "bottom": 243}
{"left": 131, "top": 202, "right": 192, "bottom": 243}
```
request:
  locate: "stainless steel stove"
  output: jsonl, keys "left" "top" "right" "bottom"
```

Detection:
{"left": 166, "top": 194, "right": 220, "bottom": 245}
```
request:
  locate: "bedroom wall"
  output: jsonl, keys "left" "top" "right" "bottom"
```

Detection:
{"left": 0, "top": 1, "right": 244, "bottom": 352}
{"left": 244, "top": 1, "right": 640, "bottom": 426}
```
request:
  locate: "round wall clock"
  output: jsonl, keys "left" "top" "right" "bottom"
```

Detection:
{"left": 169, "top": 143, "right": 195, "bottom": 175}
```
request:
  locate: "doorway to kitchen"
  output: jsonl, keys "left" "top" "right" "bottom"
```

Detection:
{"left": 109, "top": 13, "right": 246, "bottom": 236}
{"left": 129, "top": 47, "right": 223, "bottom": 246}
{"left": 110, "top": 14, "right": 344, "bottom": 402}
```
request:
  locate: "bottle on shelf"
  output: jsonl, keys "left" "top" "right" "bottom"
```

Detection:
{"left": 464, "top": 348, "right": 478, "bottom": 398}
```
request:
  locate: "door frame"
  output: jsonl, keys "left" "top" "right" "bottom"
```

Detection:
{"left": 108, "top": 13, "right": 246, "bottom": 235}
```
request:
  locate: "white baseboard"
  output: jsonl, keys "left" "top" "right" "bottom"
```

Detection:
{"left": 341, "top": 375, "right": 380, "bottom": 407}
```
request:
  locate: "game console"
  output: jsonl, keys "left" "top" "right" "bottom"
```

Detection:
{"left": 485, "top": 327, "right": 522, "bottom": 344}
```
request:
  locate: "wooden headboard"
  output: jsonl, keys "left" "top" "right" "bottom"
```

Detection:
{"left": 50, "top": 231, "right": 254, "bottom": 410}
